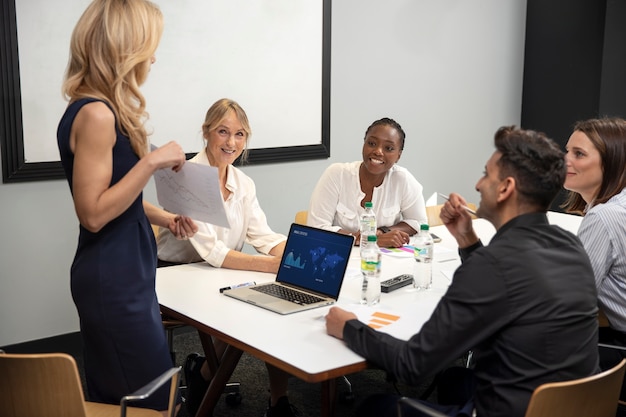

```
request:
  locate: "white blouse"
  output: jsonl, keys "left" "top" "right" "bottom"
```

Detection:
{"left": 157, "top": 150, "right": 286, "bottom": 267}
{"left": 307, "top": 161, "right": 427, "bottom": 233}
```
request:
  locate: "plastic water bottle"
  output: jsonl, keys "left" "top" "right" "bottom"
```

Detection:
{"left": 413, "top": 223, "right": 433, "bottom": 290}
{"left": 360, "top": 235, "right": 381, "bottom": 305}
{"left": 360, "top": 202, "right": 377, "bottom": 250}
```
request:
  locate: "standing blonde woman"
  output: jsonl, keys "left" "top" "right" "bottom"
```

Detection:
{"left": 57, "top": 0, "right": 196, "bottom": 414}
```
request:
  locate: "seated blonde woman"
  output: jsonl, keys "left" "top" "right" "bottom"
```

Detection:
{"left": 156, "top": 98, "right": 295, "bottom": 417}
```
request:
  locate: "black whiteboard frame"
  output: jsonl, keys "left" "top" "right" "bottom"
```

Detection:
{"left": 0, "top": 0, "right": 331, "bottom": 183}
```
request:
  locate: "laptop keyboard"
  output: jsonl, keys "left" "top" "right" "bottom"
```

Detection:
{"left": 251, "top": 284, "right": 325, "bottom": 305}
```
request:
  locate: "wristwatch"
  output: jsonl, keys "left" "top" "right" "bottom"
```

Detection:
{"left": 378, "top": 226, "right": 391, "bottom": 234}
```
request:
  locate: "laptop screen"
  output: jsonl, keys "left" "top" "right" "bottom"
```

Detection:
{"left": 276, "top": 223, "right": 354, "bottom": 298}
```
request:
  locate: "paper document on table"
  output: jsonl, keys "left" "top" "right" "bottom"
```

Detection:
{"left": 153, "top": 160, "right": 229, "bottom": 228}
{"left": 380, "top": 245, "right": 415, "bottom": 257}
{"left": 435, "top": 245, "right": 458, "bottom": 262}
{"left": 440, "top": 268, "right": 457, "bottom": 282}
{"left": 347, "top": 304, "right": 438, "bottom": 340}
{"left": 380, "top": 244, "right": 458, "bottom": 260}
{"left": 344, "top": 266, "right": 362, "bottom": 280}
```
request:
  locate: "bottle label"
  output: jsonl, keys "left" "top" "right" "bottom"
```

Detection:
{"left": 415, "top": 247, "right": 430, "bottom": 257}
{"left": 361, "top": 219, "right": 376, "bottom": 231}
{"left": 361, "top": 259, "right": 380, "bottom": 272}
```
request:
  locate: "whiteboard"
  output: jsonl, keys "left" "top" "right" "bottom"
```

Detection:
{"left": 0, "top": 0, "right": 330, "bottom": 182}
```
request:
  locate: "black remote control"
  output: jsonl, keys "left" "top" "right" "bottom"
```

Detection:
{"left": 381, "top": 274, "right": 414, "bottom": 293}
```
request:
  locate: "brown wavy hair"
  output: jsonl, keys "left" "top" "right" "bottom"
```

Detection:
{"left": 62, "top": 0, "right": 163, "bottom": 158}
{"left": 562, "top": 117, "right": 626, "bottom": 215}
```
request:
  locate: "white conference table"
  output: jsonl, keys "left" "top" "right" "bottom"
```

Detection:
{"left": 155, "top": 211, "right": 582, "bottom": 417}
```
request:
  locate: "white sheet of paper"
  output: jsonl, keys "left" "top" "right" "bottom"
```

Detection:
{"left": 434, "top": 245, "right": 459, "bottom": 262}
{"left": 153, "top": 161, "right": 230, "bottom": 228}
{"left": 380, "top": 244, "right": 459, "bottom": 259}
{"left": 440, "top": 268, "right": 457, "bottom": 282}
{"left": 346, "top": 304, "right": 439, "bottom": 341}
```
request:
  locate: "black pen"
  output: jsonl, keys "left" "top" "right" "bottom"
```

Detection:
{"left": 219, "top": 281, "right": 256, "bottom": 293}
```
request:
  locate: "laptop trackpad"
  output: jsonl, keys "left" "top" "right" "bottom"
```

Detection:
{"left": 246, "top": 293, "right": 282, "bottom": 305}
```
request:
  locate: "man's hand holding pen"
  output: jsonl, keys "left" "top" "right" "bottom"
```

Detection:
{"left": 439, "top": 193, "right": 479, "bottom": 249}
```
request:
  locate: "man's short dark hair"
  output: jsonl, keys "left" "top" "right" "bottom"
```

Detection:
{"left": 494, "top": 126, "right": 565, "bottom": 210}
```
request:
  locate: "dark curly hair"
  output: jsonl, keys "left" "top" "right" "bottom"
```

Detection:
{"left": 494, "top": 126, "right": 565, "bottom": 210}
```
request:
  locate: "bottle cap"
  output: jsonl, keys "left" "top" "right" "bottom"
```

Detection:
{"left": 420, "top": 223, "right": 429, "bottom": 231}
{"left": 365, "top": 202, "right": 373, "bottom": 208}
{"left": 367, "top": 235, "right": 377, "bottom": 242}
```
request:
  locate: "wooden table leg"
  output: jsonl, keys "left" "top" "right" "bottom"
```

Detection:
{"left": 320, "top": 377, "right": 337, "bottom": 417}
{"left": 194, "top": 332, "right": 243, "bottom": 417}
{"left": 198, "top": 332, "right": 220, "bottom": 376}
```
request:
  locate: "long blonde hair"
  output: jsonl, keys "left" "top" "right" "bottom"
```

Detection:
{"left": 62, "top": 0, "right": 163, "bottom": 158}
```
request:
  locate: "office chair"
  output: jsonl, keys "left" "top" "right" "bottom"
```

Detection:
{"left": 294, "top": 210, "right": 308, "bottom": 225}
{"left": 398, "top": 358, "right": 626, "bottom": 417}
{"left": 0, "top": 351, "right": 181, "bottom": 417}
{"left": 524, "top": 358, "right": 626, "bottom": 417}
{"left": 598, "top": 341, "right": 626, "bottom": 410}
{"left": 425, "top": 203, "right": 477, "bottom": 227}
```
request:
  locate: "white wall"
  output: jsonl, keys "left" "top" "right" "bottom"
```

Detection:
{"left": 0, "top": 0, "right": 527, "bottom": 347}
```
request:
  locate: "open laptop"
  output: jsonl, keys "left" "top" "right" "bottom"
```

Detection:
{"left": 223, "top": 223, "right": 354, "bottom": 314}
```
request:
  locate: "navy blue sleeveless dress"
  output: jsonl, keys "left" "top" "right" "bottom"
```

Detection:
{"left": 57, "top": 98, "right": 178, "bottom": 410}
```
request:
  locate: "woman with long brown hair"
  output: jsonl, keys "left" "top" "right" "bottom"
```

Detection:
{"left": 563, "top": 116, "right": 626, "bottom": 402}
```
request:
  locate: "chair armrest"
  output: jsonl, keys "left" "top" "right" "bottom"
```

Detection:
{"left": 120, "top": 366, "right": 181, "bottom": 417}
{"left": 397, "top": 397, "right": 450, "bottom": 417}
{"left": 599, "top": 343, "right": 626, "bottom": 352}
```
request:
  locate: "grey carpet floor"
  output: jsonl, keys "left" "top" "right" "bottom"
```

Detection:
{"left": 170, "top": 328, "right": 440, "bottom": 417}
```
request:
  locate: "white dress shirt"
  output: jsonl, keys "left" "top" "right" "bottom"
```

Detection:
{"left": 578, "top": 187, "right": 626, "bottom": 332}
{"left": 307, "top": 161, "right": 427, "bottom": 233}
{"left": 157, "top": 149, "right": 286, "bottom": 267}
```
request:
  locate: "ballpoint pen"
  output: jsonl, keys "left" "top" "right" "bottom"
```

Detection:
{"left": 438, "top": 193, "right": 477, "bottom": 215}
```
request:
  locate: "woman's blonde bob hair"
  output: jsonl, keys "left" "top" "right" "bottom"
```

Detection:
{"left": 62, "top": 0, "right": 163, "bottom": 158}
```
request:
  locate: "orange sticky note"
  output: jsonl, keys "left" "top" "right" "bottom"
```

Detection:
{"left": 371, "top": 318, "right": 392, "bottom": 326}
{"left": 372, "top": 311, "right": 400, "bottom": 322}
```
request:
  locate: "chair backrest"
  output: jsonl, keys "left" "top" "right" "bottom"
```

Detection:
{"left": 426, "top": 205, "right": 445, "bottom": 227}
{"left": 524, "top": 358, "right": 626, "bottom": 417}
{"left": 294, "top": 210, "right": 308, "bottom": 225}
{"left": 151, "top": 224, "right": 160, "bottom": 239}
{"left": 0, "top": 352, "right": 88, "bottom": 417}
{"left": 426, "top": 203, "right": 477, "bottom": 227}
